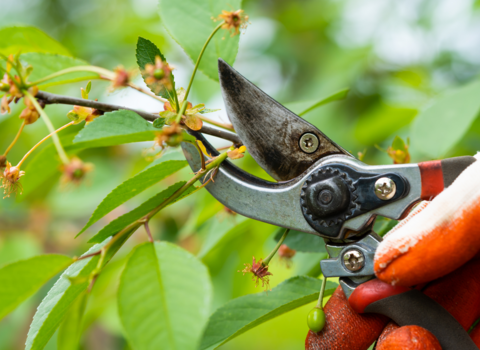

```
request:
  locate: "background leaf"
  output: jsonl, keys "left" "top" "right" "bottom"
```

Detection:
{"left": 0, "top": 255, "right": 72, "bottom": 320}
{"left": 88, "top": 181, "right": 198, "bottom": 243}
{"left": 200, "top": 276, "right": 337, "bottom": 350}
{"left": 273, "top": 229, "right": 326, "bottom": 253}
{"left": 79, "top": 160, "right": 187, "bottom": 234}
{"left": 25, "top": 243, "right": 105, "bottom": 350}
{"left": 0, "top": 26, "right": 71, "bottom": 56}
{"left": 118, "top": 242, "right": 212, "bottom": 350}
{"left": 20, "top": 53, "right": 98, "bottom": 86}
{"left": 158, "top": 0, "right": 242, "bottom": 81}
{"left": 411, "top": 79, "right": 480, "bottom": 159}
{"left": 73, "top": 110, "right": 157, "bottom": 148}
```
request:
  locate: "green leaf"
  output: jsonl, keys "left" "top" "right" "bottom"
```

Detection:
{"left": 0, "top": 26, "right": 71, "bottom": 56}
{"left": 297, "top": 89, "right": 350, "bottom": 116}
{"left": 197, "top": 216, "right": 250, "bottom": 259}
{"left": 118, "top": 242, "right": 212, "bottom": 350}
{"left": 136, "top": 37, "right": 167, "bottom": 70}
{"left": 200, "top": 276, "right": 337, "bottom": 350}
{"left": 136, "top": 37, "right": 176, "bottom": 99}
{"left": 25, "top": 243, "right": 106, "bottom": 350}
{"left": 411, "top": 80, "right": 480, "bottom": 159}
{"left": 88, "top": 181, "right": 197, "bottom": 243}
{"left": 153, "top": 117, "right": 166, "bottom": 129}
{"left": 274, "top": 229, "right": 326, "bottom": 253}
{"left": 73, "top": 110, "right": 157, "bottom": 148}
{"left": 19, "top": 53, "right": 98, "bottom": 86}
{"left": 57, "top": 291, "right": 88, "bottom": 350}
{"left": 354, "top": 103, "right": 417, "bottom": 145}
{"left": 0, "top": 255, "right": 72, "bottom": 320}
{"left": 79, "top": 160, "right": 187, "bottom": 235}
{"left": 158, "top": 0, "right": 242, "bottom": 81}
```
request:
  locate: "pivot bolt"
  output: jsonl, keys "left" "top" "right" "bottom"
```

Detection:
{"left": 374, "top": 177, "right": 396, "bottom": 200}
{"left": 343, "top": 249, "right": 364, "bottom": 272}
{"left": 299, "top": 133, "right": 319, "bottom": 153}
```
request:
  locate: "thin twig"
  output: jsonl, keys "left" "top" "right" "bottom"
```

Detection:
{"left": 144, "top": 221, "right": 154, "bottom": 243}
{"left": 35, "top": 90, "right": 242, "bottom": 145}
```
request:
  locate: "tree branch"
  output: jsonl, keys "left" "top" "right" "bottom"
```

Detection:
{"left": 35, "top": 91, "right": 242, "bottom": 145}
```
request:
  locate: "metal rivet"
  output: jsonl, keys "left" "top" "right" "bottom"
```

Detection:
{"left": 299, "top": 133, "right": 319, "bottom": 153}
{"left": 343, "top": 249, "right": 365, "bottom": 272}
{"left": 318, "top": 189, "right": 333, "bottom": 205}
{"left": 374, "top": 177, "right": 396, "bottom": 200}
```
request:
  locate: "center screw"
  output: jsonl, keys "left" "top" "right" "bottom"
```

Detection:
{"left": 343, "top": 249, "right": 365, "bottom": 272}
{"left": 374, "top": 177, "right": 396, "bottom": 200}
{"left": 299, "top": 133, "right": 319, "bottom": 154}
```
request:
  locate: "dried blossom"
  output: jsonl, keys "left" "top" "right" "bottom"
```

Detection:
{"left": 216, "top": 9, "right": 249, "bottom": 36}
{"left": 1, "top": 161, "right": 25, "bottom": 198}
{"left": 240, "top": 256, "right": 273, "bottom": 291}
{"left": 60, "top": 157, "right": 94, "bottom": 186}
{"left": 227, "top": 145, "right": 246, "bottom": 159}
{"left": 278, "top": 244, "right": 296, "bottom": 268}
{"left": 67, "top": 105, "right": 102, "bottom": 124}
{"left": 110, "top": 66, "right": 133, "bottom": 91}
{"left": 154, "top": 122, "right": 183, "bottom": 148}
{"left": 143, "top": 56, "right": 173, "bottom": 94}
{"left": 386, "top": 136, "right": 410, "bottom": 164}
{"left": 19, "top": 97, "right": 42, "bottom": 125}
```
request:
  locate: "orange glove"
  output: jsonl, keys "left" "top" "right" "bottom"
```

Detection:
{"left": 306, "top": 154, "right": 480, "bottom": 349}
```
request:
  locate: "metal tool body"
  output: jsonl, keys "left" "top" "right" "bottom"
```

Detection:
{"left": 181, "top": 60, "right": 478, "bottom": 349}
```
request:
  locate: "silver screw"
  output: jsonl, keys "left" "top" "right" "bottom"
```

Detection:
{"left": 343, "top": 249, "right": 365, "bottom": 272}
{"left": 374, "top": 177, "right": 396, "bottom": 200}
{"left": 299, "top": 133, "right": 319, "bottom": 153}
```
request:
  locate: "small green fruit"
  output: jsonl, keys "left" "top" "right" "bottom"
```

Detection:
{"left": 307, "top": 307, "right": 325, "bottom": 333}
{"left": 153, "top": 69, "right": 165, "bottom": 80}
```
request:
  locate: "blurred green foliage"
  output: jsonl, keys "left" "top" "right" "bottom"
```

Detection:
{"left": 1, "top": 0, "right": 480, "bottom": 349}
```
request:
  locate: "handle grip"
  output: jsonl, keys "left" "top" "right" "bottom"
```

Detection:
{"left": 419, "top": 156, "right": 476, "bottom": 200}
{"left": 349, "top": 279, "right": 478, "bottom": 350}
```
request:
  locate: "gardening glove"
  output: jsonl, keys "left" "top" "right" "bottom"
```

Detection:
{"left": 306, "top": 153, "right": 480, "bottom": 350}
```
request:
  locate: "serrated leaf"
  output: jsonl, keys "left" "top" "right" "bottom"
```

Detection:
{"left": 411, "top": 79, "right": 480, "bottom": 158}
{"left": 78, "top": 160, "right": 187, "bottom": 235}
{"left": 136, "top": 37, "right": 175, "bottom": 99}
{"left": 118, "top": 242, "right": 212, "bottom": 350}
{"left": 57, "top": 291, "right": 88, "bottom": 350}
{"left": 0, "top": 255, "right": 72, "bottom": 320}
{"left": 18, "top": 53, "right": 98, "bottom": 86}
{"left": 158, "top": 0, "right": 242, "bottom": 81}
{"left": 25, "top": 243, "right": 106, "bottom": 350}
{"left": 0, "top": 26, "right": 71, "bottom": 56}
{"left": 200, "top": 276, "right": 337, "bottom": 350}
{"left": 73, "top": 110, "right": 157, "bottom": 148}
{"left": 88, "top": 181, "right": 198, "bottom": 243}
{"left": 274, "top": 229, "right": 326, "bottom": 253}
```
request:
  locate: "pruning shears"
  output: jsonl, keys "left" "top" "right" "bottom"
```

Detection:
{"left": 181, "top": 59, "right": 478, "bottom": 350}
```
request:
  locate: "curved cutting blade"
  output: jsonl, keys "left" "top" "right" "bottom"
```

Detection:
{"left": 219, "top": 59, "right": 352, "bottom": 181}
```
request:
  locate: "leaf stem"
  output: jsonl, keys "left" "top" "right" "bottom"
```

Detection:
{"left": 28, "top": 66, "right": 115, "bottom": 87}
{"left": 145, "top": 151, "right": 229, "bottom": 220}
{"left": 144, "top": 221, "right": 154, "bottom": 243}
{"left": 23, "top": 90, "right": 70, "bottom": 165}
{"left": 175, "top": 21, "right": 225, "bottom": 125}
{"left": 263, "top": 228, "right": 290, "bottom": 266}
{"left": 3, "top": 120, "right": 26, "bottom": 157}
{"left": 37, "top": 75, "right": 101, "bottom": 89}
{"left": 315, "top": 275, "right": 328, "bottom": 310}
{"left": 16, "top": 121, "right": 74, "bottom": 168}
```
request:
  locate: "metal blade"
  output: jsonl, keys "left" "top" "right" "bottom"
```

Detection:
{"left": 219, "top": 59, "right": 351, "bottom": 181}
